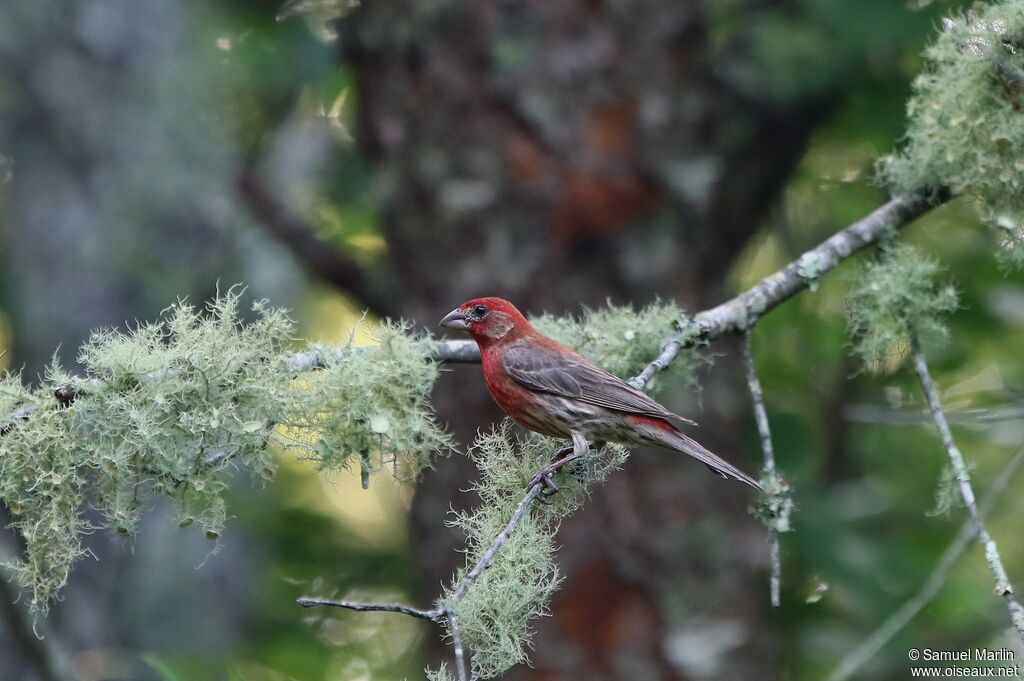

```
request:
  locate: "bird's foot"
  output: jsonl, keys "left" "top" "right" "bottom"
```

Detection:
{"left": 529, "top": 450, "right": 585, "bottom": 502}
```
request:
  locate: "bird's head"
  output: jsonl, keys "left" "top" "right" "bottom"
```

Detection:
{"left": 439, "top": 297, "right": 531, "bottom": 345}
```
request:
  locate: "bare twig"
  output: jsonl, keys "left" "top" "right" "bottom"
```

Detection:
{"left": 296, "top": 596, "right": 442, "bottom": 621}
{"left": 826, "top": 446, "right": 1024, "bottom": 681}
{"left": 910, "top": 335, "right": 1024, "bottom": 642}
{"left": 741, "top": 333, "right": 783, "bottom": 607}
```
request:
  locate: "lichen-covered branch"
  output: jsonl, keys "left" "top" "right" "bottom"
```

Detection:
{"left": 295, "top": 466, "right": 546, "bottom": 676}
{"left": 826, "top": 445, "right": 1024, "bottom": 681}
{"left": 297, "top": 432, "right": 625, "bottom": 678}
{"left": 910, "top": 335, "right": 1024, "bottom": 642}
{"left": 263, "top": 188, "right": 948, "bottom": 383}
{"left": 2, "top": 189, "right": 946, "bottom": 434}
{"left": 632, "top": 189, "right": 946, "bottom": 389}
{"left": 399, "top": 190, "right": 947, "bottom": 381}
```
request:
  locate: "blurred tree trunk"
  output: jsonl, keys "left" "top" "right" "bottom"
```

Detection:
{"left": 339, "top": 1, "right": 834, "bottom": 678}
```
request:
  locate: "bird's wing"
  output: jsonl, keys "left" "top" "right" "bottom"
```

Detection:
{"left": 503, "top": 344, "right": 698, "bottom": 427}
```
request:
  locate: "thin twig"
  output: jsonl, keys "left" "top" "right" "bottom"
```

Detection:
{"left": 299, "top": 485, "right": 547, "bottom": 617}
{"left": 448, "top": 611, "right": 469, "bottom": 681}
{"left": 298, "top": 451, "right": 558, "bottom": 673}
{"left": 826, "top": 445, "right": 1024, "bottom": 681}
{"left": 910, "top": 335, "right": 1024, "bottom": 642}
{"left": 296, "top": 597, "right": 442, "bottom": 621}
{"left": 741, "top": 333, "right": 782, "bottom": 607}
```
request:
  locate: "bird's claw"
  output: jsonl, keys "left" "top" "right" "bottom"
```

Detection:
{"left": 529, "top": 445, "right": 589, "bottom": 499}
{"left": 529, "top": 466, "right": 561, "bottom": 495}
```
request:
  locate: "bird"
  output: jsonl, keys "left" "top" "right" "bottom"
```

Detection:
{"left": 440, "top": 297, "right": 763, "bottom": 492}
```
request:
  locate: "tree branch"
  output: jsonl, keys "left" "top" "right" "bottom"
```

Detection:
{"left": 910, "top": 335, "right": 1024, "bottom": 642}
{"left": 2, "top": 189, "right": 947, "bottom": 432}
{"left": 632, "top": 189, "right": 947, "bottom": 389}
{"left": 826, "top": 445, "right": 1024, "bottom": 681}
{"left": 297, "top": 450, "right": 567, "bottom": 675}
{"left": 741, "top": 333, "right": 784, "bottom": 608}
{"left": 235, "top": 169, "right": 397, "bottom": 318}
{"left": 296, "top": 597, "right": 442, "bottom": 621}
{"left": 415, "top": 190, "right": 948, "bottom": 380}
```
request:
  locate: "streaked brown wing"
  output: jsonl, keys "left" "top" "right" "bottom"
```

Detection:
{"left": 503, "top": 344, "right": 697, "bottom": 426}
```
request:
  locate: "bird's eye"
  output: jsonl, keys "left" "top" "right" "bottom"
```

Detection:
{"left": 472, "top": 304, "right": 487, "bottom": 317}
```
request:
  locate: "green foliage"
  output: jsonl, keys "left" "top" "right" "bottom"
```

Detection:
{"left": 287, "top": 321, "right": 453, "bottom": 480}
{"left": 533, "top": 301, "right": 700, "bottom": 389}
{"left": 441, "top": 422, "right": 628, "bottom": 679}
{"left": 845, "top": 244, "right": 958, "bottom": 370}
{"left": 878, "top": 0, "right": 1024, "bottom": 266}
{"left": 0, "top": 292, "right": 451, "bottom": 615}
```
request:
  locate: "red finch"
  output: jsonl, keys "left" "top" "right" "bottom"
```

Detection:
{"left": 440, "top": 297, "right": 762, "bottom": 491}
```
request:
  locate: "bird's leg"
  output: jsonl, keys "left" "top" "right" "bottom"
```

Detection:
{"left": 530, "top": 431, "right": 590, "bottom": 498}
{"left": 571, "top": 440, "right": 602, "bottom": 481}
{"left": 548, "top": 444, "right": 574, "bottom": 463}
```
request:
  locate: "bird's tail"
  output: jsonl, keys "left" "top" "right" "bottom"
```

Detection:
{"left": 645, "top": 423, "right": 763, "bottom": 491}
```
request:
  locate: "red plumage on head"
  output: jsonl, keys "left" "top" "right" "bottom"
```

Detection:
{"left": 452, "top": 297, "right": 535, "bottom": 347}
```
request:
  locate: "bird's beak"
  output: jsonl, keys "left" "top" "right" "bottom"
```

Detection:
{"left": 440, "top": 308, "right": 469, "bottom": 330}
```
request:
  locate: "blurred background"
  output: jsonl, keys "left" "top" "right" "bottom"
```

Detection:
{"left": 2, "top": 0, "right": 1024, "bottom": 679}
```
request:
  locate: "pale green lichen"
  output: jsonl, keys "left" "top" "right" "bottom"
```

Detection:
{"left": 752, "top": 469, "right": 794, "bottom": 534}
{"left": 285, "top": 321, "right": 454, "bottom": 481}
{"left": 797, "top": 251, "right": 829, "bottom": 292}
{"left": 0, "top": 291, "right": 452, "bottom": 615}
{"left": 845, "top": 244, "right": 959, "bottom": 370}
{"left": 440, "top": 421, "right": 628, "bottom": 679}
{"left": 878, "top": 0, "right": 1024, "bottom": 267}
